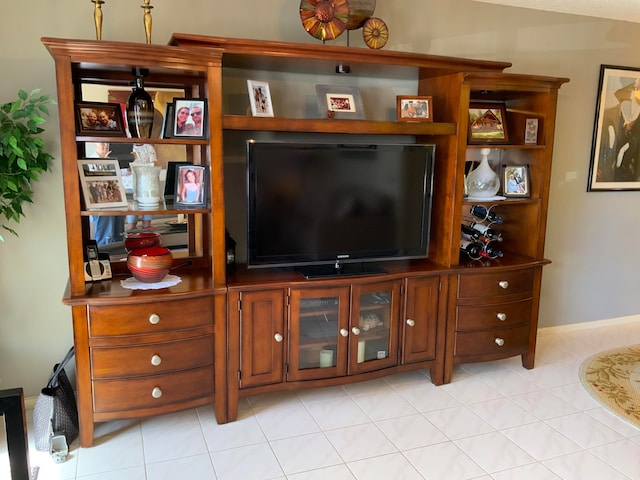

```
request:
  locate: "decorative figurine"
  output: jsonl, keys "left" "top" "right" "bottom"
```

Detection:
{"left": 142, "top": 0, "right": 153, "bottom": 44}
{"left": 92, "top": 0, "right": 105, "bottom": 41}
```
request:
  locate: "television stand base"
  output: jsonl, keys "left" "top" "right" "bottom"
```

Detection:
{"left": 297, "top": 263, "right": 387, "bottom": 280}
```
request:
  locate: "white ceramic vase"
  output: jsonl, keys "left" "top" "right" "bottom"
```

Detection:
{"left": 466, "top": 148, "right": 500, "bottom": 198}
{"left": 132, "top": 163, "right": 162, "bottom": 206}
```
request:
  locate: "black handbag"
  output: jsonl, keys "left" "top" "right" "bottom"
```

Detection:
{"left": 33, "top": 347, "right": 79, "bottom": 452}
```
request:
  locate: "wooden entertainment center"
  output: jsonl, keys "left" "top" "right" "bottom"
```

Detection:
{"left": 43, "top": 35, "right": 568, "bottom": 447}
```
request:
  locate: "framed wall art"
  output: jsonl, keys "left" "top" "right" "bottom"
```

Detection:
{"left": 396, "top": 96, "right": 433, "bottom": 122}
{"left": 174, "top": 165, "right": 208, "bottom": 207}
{"left": 468, "top": 103, "right": 509, "bottom": 144}
{"left": 315, "top": 84, "right": 365, "bottom": 119}
{"left": 75, "top": 102, "right": 126, "bottom": 137}
{"left": 524, "top": 118, "right": 539, "bottom": 144}
{"left": 247, "top": 80, "right": 274, "bottom": 117}
{"left": 588, "top": 64, "right": 640, "bottom": 191}
{"left": 77, "top": 159, "right": 128, "bottom": 209}
{"left": 502, "top": 164, "right": 530, "bottom": 198}
{"left": 172, "top": 98, "right": 207, "bottom": 139}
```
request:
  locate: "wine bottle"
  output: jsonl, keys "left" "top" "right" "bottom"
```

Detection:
{"left": 483, "top": 244, "right": 504, "bottom": 259}
{"left": 461, "top": 224, "right": 483, "bottom": 241}
{"left": 460, "top": 238, "right": 489, "bottom": 260}
{"left": 469, "top": 204, "right": 503, "bottom": 224}
{"left": 469, "top": 222, "right": 503, "bottom": 242}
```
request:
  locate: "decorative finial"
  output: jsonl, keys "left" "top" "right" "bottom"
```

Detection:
{"left": 142, "top": 0, "right": 153, "bottom": 44}
{"left": 92, "top": 0, "right": 105, "bottom": 41}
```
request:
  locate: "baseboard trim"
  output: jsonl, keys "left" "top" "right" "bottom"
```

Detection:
{"left": 538, "top": 314, "right": 640, "bottom": 336}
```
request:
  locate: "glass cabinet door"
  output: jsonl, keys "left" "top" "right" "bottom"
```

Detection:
{"left": 349, "top": 280, "right": 401, "bottom": 374}
{"left": 288, "top": 287, "right": 350, "bottom": 381}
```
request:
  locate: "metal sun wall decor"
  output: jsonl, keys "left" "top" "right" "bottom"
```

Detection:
{"left": 299, "top": 0, "right": 389, "bottom": 49}
{"left": 91, "top": 0, "right": 154, "bottom": 44}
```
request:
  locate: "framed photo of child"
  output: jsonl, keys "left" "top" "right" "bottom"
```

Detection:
{"left": 174, "top": 165, "right": 208, "bottom": 207}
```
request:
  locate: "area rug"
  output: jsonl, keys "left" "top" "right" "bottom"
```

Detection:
{"left": 579, "top": 345, "right": 640, "bottom": 429}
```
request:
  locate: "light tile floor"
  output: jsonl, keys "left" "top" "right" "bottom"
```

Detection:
{"left": 2, "top": 321, "right": 640, "bottom": 479}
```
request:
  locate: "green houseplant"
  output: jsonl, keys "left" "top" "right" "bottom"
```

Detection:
{"left": 0, "top": 89, "right": 55, "bottom": 241}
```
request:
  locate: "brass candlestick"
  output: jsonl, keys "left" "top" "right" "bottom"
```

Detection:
{"left": 142, "top": 0, "right": 153, "bottom": 44}
{"left": 92, "top": 0, "right": 105, "bottom": 41}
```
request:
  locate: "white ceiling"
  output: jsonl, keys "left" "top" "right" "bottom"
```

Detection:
{"left": 472, "top": 0, "right": 640, "bottom": 23}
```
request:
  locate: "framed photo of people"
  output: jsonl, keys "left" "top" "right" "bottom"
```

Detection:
{"left": 174, "top": 165, "right": 208, "bottom": 207}
{"left": 502, "top": 164, "right": 530, "bottom": 198}
{"left": 77, "top": 159, "right": 128, "bottom": 209}
{"left": 75, "top": 102, "right": 126, "bottom": 137}
{"left": 247, "top": 80, "right": 274, "bottom": 117}
{"left": 315, "top": 84, "right": 365, "bottom": 119}
{"left": 396, "top": 96, "right": 433, "bottom": 122}
{"left": 171, "top": 98, "right": 207, "bottom": 139}
{"left": 588, "top": 65, "right": 640, "bottom": 191}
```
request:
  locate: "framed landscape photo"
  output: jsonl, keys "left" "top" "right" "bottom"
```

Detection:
{"left": 397, "top": 96, "right": 433, "bottom": 122}
{"left": 247, "top": 80, "right": 274, "bottom": 117}
{"left": 468, "top": 103, "right": 509, "bottom": 144}
{"left": 77, "top": 159, "right": 128, "bottom": 209}
{"left": 75, "top": 102, "right": 126, "bottom": 137}
{"left": 502, "top": 165, "right": 530, "bottom": 198}
{"left": 588, "top": 65, "right": 640, "bottom": 191}
{"left": 174, "top": 165, "right": 208, "bottom": 207}
{"left": 172, "top": 98, "right": 207, "bottom": 139}
{"left": 315, "top": 84, "right": 365, "bottom": 119}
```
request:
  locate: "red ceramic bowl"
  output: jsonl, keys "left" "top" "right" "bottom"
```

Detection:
{"left": 124, "top": 232, "right": 162, "bottom": 252}
{"left": 127, "top": 247, "right": 173, "bottom": 283}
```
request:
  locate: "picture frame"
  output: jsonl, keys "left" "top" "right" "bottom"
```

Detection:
{"left": 468, "top": 102, "right": 509, "bottom": 144}
{"left": 502, "top": 165, "right": 530, "bottom": 198}
{"left": 588, "top": 64, "right": 640, "bottom": 191}
{"left": 247, "top": 80, "right": 274, "bottom": 117}
{"left": 174, "top": 165, "right": 208, "bottom": 207}
{"left": 396, "top": 96, "right": 433, "bottom": 122}
{"left": 172, "top": 98, "right": 207, "bottom": 139}
{"left": 164, "top": 161, "right": 192, "bottom": 198}
{"left": 75, "top": 102, "right": 126, "bottom": 137}
{"left": 524, "top": 118, "right": 539, "bottom": 144}
{"left": 315, "top": 84, "right": 365, "bottom": 119}
{"left": 77, "top": 159, "right": 129, "bottom": 209}
{"left": 160, "top": 102, "right": 174, "bottom": 139}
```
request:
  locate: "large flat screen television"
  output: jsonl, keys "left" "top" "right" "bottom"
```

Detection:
{"left": 246, "top": 141, "right": 435, "bottom": 278}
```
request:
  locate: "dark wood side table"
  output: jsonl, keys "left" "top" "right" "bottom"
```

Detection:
{"left": 0, "top": 388, "right": 31, "bottom": 480}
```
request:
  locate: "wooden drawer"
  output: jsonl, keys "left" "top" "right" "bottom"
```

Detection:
{"left": 92, "top": 366, "right": 214, "bottom": 413}
{"left": 457, "top": 269, "right": 534, "bottom": 299}
{"left": 454, "top": 324, "right": 530, "bottom": 358}
{"left": 89, "top": 296, "right": 213, "bottom": 337}
{"left": 91, "top": 335, "right": 214, "bottom": 379}
{"left": 456, "top": 299, "right": 532, "bottom": 331}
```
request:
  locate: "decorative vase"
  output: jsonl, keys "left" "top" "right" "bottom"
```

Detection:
{"left": 127, "top": 70, "right": 154, "bottom": 138}
{"left": 132, "top": 164, "right": 161, "bottom": 206}
{"left": 466, "top": 148, "right": 500, "bottom": 198}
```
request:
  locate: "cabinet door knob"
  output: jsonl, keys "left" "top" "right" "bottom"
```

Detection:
{"left": 148, "top": 313, "right": 160, "bottom": 324}
{"left": 406, "top": 319, "right": 416, "bottom": 327}
{"left": 274, "top": 333, "right": 283, "bottom": 342}
{"left": 496, "top": 313, "right": 507, "bottom": 321}
{"left": 498, "top": 281, "right": 509, "bottom": 289}
{"left": 351, "top": 327, "right": 361, "bottom": 336}
{"left": 151, "top": 355, "right": 162, "bottom": 366}
{"left": 495, "top": 338, "right": 505, "bottom": 347}
{"left": 151, "top": 387, "right": 163, "bottom": 398}
{"left": 340, "top": 328, "right": 349, "bottom": 337}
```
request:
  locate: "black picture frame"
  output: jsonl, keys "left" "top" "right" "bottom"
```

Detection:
{"left": 164, "top": 161, "right": 192, "bottom": 198}
{"left": 174, "top": 165, "right": 208, "bottom": 207}
{"left": 172, "top": 98, "right": 207, "bottom": 139}
{"left": 160, "top": 103, "right": 174, "bottom": 139}
{"left": 588, "top": 64, "right": 640, "bottom": 191}
{"left": 75, "top": 102, "right": 126, "bottom": 137}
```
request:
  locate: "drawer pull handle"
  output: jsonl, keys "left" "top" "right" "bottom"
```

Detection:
{"left": 151, "top": 355, "right": 162, "bottom": 366}
{"left": 148, "top": 313, "right": 160, "bottom": 325}
{"left": 496, "top": 313, "right": 507, "bottom": 321}
{"left": 151, "top": 387, "right": 163, "bottom": 399}
{"left": 274, "top": 333, "right": 283, "bottom": 343}
{"left": 340, "top": 328, "right": 349, "bottom": 337}
{"left": 406, "top": 319, "right": 416, "bottom": 327}
{"left": 495, "top": 338, "right": 505, "bottom": 347}
{"left": 352, "top": 327, "right": 361, "bottom": 336}
{"left": 498, "top": 281, "right": 509, "bottom": 289}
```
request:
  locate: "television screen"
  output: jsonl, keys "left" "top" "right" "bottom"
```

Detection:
{"left": 247, "top": 141, "right": 435, "bottom": 278}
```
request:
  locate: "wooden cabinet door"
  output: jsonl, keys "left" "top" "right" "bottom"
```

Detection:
{"left": 238, "top": 290, "right": 285, "bottom": 389}
{"left": 402, "top": 276, "right": 440, "bottom": 364}
{"left": 348, "top": 280, "right": 401, "bottom": 375}
{"left": 288, "top": 286, "right": 350, "bottom": 381}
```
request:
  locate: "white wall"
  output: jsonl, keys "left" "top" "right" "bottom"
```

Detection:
{"left": 1, "top": 0, "right": 638, "bottom": 396}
